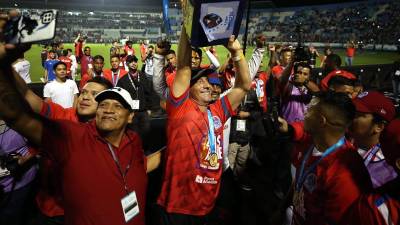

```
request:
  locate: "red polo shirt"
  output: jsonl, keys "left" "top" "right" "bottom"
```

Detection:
{"left": 103, "top": 69, "right": 128, "bottom": 87}
{"left": 290, "top": 122, "right": 371, "bottom": 225}
{"left": 344, "top": 193, "right": 400, "bottom": 225}
{"left": 158, "top": 87, "right": 234, "bottom": 216}
{"left": 42, "top": 120, "right": 147, "bottom": 225}
{"left": 165, "top": 67, "right": 176, "bottom": 88}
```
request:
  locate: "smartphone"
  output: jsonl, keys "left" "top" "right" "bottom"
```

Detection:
{"left": 4, "top": 9, "right": 58, "bottom": 44}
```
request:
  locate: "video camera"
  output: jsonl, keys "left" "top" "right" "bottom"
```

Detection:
{"left": 0, "top": 152, "right": 21, "bottom": 179}
{"left": 293, "top": 24, "right": 310, "bottom": 63}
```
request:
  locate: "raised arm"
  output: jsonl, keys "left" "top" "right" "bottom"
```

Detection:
{"left": 0, "top": 60, "right": 43, "bottom": 146}
{"left": 74, "top": 33, "right": 81, "bottom": 44}
{"left": 153, "top": 40, "right": 171, "bottom": 99}
{"left": 226, "top": 35, "right": 251, "bottom": 110}
{"left": 248, "top": 35, "right": 266, "bottom": 80}
{"left": 172, "top": 26, "right": 192, "bottom": 98}
{"left": 278, "top": 60, "right": 294, "bottom": 88}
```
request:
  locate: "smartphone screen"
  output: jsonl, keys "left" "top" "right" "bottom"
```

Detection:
{"left": 4, "top": 9, "right": 57, "bottom": 44}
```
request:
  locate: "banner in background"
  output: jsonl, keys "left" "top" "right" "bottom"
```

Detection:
{"left": 162, "top": 0, "right": 173, "bottom": 35}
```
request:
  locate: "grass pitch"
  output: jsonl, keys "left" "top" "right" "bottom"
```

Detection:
{"left": 25, "top": 43, "right": 400, "bottom": 83}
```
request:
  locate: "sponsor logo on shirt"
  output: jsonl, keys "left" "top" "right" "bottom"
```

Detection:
{"left": 213, "top": 116, "right": 222, "bottom": 130}
{"left": 195, "top": 175, "right": 218, "bottom": 184}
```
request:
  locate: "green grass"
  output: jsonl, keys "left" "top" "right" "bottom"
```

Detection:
{"left": 26, "top": 43, "right": 400, "bottom": 83}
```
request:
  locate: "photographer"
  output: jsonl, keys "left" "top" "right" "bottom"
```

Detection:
{"left": 0, "top": 120, "right": 37, "bottom": 225}
{"left": 277, "top": 60, "right": 319, "bottom": 123}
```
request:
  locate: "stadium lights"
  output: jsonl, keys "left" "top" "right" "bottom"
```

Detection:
{"left": 360, "top": 69, "right": 364, "bottom": 73}
{"left": 89, "top": 12, "right": 94, "bottom": 15}
{"left": 14, "top": 3, "right": 18, "bottom": 7}
{"left": 129, "top": 14, "right": 133, "bottom": 17}
{"left": 377, "top": 68, "right": 381, "bottom": 72}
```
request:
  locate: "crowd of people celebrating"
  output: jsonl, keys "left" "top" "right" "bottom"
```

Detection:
{"left": 0, "top": 5, "right": 400, "bottom": 225}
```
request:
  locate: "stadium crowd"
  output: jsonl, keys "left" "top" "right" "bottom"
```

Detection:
{"left": 1, "top": 3, "right": 400, "bottom": 225}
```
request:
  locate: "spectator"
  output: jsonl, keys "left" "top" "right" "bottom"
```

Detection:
{"left": 278, "top": 61, "right": 319, "bottom": 123}
{"left": 74, "top": 33, "right": 85, "bottom": 62}
{"left": 43, "top": 62, "right": 79, "bottom": 108}
{"left": 327, "top": 72, "right": 357, "bottom": 98}
{"left": 345, "top": 118, "right": 400, "bottom": 225}
{"left": 157, "top": 28, "right": 251, "bottom": 224}
{"left": 104, "top": 55, "right": 128, "bottom": 86}
{"left": 58, "top": 49, "right": 72, "bottom": 78}
{"left": 80, "top": 55, "right": 106, "bottom": 90}
{"left": 12, "top": 53, "right": 31, "bottom": 84}
{"left": 272, "top": 48, "right": 292, "bottom": 79}
{"left": 345, "top": 41, "right": 356, "bottom": 66}
{"left": 67, "top": 48, "right": 78, "bottom": 81}
{"left": 143, "top": 45, "right": 155, "bottom": 79}
{"left": 0, "top": 120, "right": 37, "bottom": 225}
{"left": 43, "top": 50, "right": 59, "bottom": 82}
{"left": 278, "top": 91, "right": 372, "bottom": 225}
{"left": 40, "top": 45, "right": 49, "bottom": 68}
{"left": 349, "top": 91, "right": 397, "bottom": 189}
{"left": 80, "top": 46, "right": 93, "bottom": 78}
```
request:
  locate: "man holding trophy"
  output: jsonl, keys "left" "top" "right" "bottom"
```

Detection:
{"left": 157, "top": 1, "right": 249, "bottom": 224}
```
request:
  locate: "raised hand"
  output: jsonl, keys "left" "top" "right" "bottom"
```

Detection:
{"left": 226, "top": 35, "right": 242, "bottom": 55}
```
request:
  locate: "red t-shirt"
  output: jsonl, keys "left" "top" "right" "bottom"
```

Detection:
{"left": 157, "top": 88, "right": 234, "bottom": 216}
{"left": 36, "top": 102, "right": 79, "bottom": 217}
{"left": 41, "top": 120, "right": 147, "bottom": 225}
{"left": 74, "top": 41, "right": 83, "bottom": 59}
{"left": 346, "top": 47, "right": 355, "bottom": 57}
{"left": 251, "top": 71, "right": 269, "bottom": 112}
{"left": 125, "top": 46, "right": 135, "bottom": 56}
{"left": 80, "top": 55, "right": 93, "bottom": 77}
{"left": 344, "top": 194, "right": 400, "bottom": 225}
{"left": 221, "top": 68, "right": 236, "bottom": 90}
{"left": 165, "top": 67, "right": 176, "bottom": 88}
{"left": 271, "top": 65, "right": 285, "bottom": 79}
{"left": 58, "top": 56, "right": 72, "bottom": 76}
{"left": 290, "top": 122, "right": 371, "bottom": 225}
{"left": 103, "top": 69, "right": 128, "bottom": 87}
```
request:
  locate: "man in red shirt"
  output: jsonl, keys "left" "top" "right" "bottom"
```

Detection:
{"left": 345, "top": 41, "right": 356, "bottom": 66}
{"left": 104, "top": 55, "right": 128, "bottom": 86}
{"left": 58, "top": 49, "right": 72, "bottom": 78}
{"left": 165, "top": 50, "right": 177, "bottom": 88}
{"left": 344, "top": 119, "right": 400, "bottom": 225}
{"left": 278, "top": 91, "right": 371, "bottom": 225}
{"left": 157, "top": 26, "right": 251, "bottom": 224}
{"left": 80, "top": 55, "right": 106, "bottom": 90}
{"left": 0, "top": 69, "right": 148, "bottom": 225}
{"left": 74, "top": 33, "right": 85, "bottom": 63}
{"left": 80, "top": 46, "right": 93, "bottom": 78}
{"left": 271, "top": 47, "right": 292, "bottom": 79}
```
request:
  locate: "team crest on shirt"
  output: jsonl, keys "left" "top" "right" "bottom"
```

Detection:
{"left": 198, "top": 134, "right": 223, "bottom": 171}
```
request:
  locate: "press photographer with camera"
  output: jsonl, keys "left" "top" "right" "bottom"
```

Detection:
{"left": 0, "top": 119, "right": 37, "bottom": 225}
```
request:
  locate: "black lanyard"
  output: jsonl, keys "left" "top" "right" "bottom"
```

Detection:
{"left": 127, "top": 72, "right": 140, "bottom": 100}
{"left": 107, "top": 143, "right": 134, "bottom": 194}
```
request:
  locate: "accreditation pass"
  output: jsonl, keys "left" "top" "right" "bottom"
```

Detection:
{"left": 121, "top": 191, "right": 139, "bottom": 222}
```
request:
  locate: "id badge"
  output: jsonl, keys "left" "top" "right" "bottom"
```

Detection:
{"left": 395, "top": 70, "right": 400, "bottom": 76}
{"left": 132, "top": 100, "right": 140, "bottom": 110}
{"left": 121, "top": 191, "right": 139, "bottom": 223}
{"left": 236, "top": 119, "right": 246, "bottom": 132}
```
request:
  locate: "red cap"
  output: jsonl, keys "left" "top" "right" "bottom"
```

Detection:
{"left": 320, "top": 70, "right": 357, "bottom": 91}
{"left": 352, "top": 91, "right": 396, "bottom": 122}
{"left": 380, "top": 119, "right": 400, "bottom": 169}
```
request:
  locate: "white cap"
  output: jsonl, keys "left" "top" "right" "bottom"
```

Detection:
{"left": 95, "top": 87, "right": 135, "bottom": 111}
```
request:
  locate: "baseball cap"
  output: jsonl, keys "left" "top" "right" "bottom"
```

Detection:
{"left": 352, "top": 91, "right": 395, "bottom": 122}
{"left": 190, "top": 68, "right": 216, "bottom": 86}
{"left": 207, "top": 72, "right": 222, "bottom": 87}
{"left": 380, "top": 119, "right": 400, "bottom": 170}
{"left": 95, "top": 87, "right": 135, "bottom": 111}
{"left": 321, "top": 69, "right": 357, "bottom": 91}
